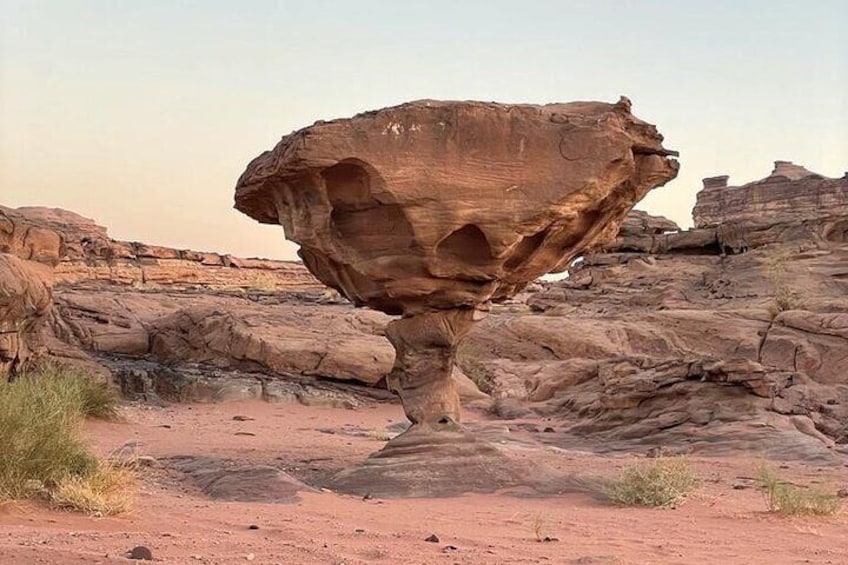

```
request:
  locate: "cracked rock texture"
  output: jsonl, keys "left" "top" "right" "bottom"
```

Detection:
{"left": 460, "top": 162, "right": 848, "bottom": 462}
{"left": 0, "top": 207, "right": 58, "bottom": 376}
{"left": 234, "top": 97, "right": 678, "bottom": 315}
{"left": 233, "top": 97, "right": 678, "bottom": 432}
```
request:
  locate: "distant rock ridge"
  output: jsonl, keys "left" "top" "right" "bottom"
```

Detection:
{"left": 693, "top": 161, "right": 847, "bottom": 230}
{"left": 601, "top": 163, "right": 847, "bottom": 256}
{"left": 0, "top": 205, "right": 320, "bottom": 291}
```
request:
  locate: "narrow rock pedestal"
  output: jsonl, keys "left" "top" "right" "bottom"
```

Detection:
{"left": 384, "top": 309, "right": 481, "bottom": 429}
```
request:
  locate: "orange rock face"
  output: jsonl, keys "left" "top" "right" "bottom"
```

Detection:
{"left": 235, "top": 98, "right": 679, "bottom": 315}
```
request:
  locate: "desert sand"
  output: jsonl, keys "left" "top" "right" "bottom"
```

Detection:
{"left": 2, "top": 401, "right": 846, "bottom": 565}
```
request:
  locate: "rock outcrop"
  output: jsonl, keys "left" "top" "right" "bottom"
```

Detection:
{"left": 0, "top": 207, "right": 59, "bottom": 377}
{"left": 693, "top": 160, "right": 848, "bottom": 228}
{"left": 236, "top": 97, "right": 678, "bottom": 315}
{"left": 235, "top": 97, "right": 678, "bottom": 437}
{"left": 8, "top": 206, "right": 320, "bottom": 291}
{"left": 461, "top": 163, "right": 848, "bottom": 462}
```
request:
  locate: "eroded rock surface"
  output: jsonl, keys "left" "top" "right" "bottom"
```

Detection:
{"left": 236, "top": 98, "right": 678, "bottom": 314}
{"left": 460, "top": 163, "right": 848, "bottom": 462}
{"left": 6, "top": 206, "right": 321, "bottom": 291}
{"left": 0, "top": 207, "right": 60, "bottom": 377}
{"left": 235, "top": 98, "right": 677, "bottom": 440}
{"left": 0, "top": 254, "right": 52, "bottom": 376}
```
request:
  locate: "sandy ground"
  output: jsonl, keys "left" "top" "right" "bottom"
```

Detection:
{"left": 1, "top": 401, "right": 846, "bottom": 565}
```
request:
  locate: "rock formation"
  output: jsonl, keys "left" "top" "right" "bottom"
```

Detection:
{"left": 0, "top": 207, "right": 58, "bottom": 377}
{"left": 463, "top": 162, "right": 848, "bottom": 462}
{"left": 234, "top": 97, "right": 678, "bottom": 493}
{"left": 8, "top": 206, "right": 320, "bottom": 291}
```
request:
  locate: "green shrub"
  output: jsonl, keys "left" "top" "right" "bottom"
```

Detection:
{"left": 0, "top": 364, "right": 131, "bottom": 513}
{"left": 27, "top": 362, "right": 120, "bottom": 420}
{"left": 758, "top": 464, "right": 841, "bottom": 516}
{"left": 604, "top": 457, "right": 699, "bottom": 507}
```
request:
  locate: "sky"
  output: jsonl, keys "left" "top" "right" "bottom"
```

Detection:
{"left": 2, "top": 0, "right": 846, "bottom": 260}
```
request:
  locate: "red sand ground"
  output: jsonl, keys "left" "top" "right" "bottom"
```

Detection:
{"left": 1, "top": 401, "right": 846, "bottom": 564}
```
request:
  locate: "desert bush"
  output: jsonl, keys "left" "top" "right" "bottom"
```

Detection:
{"left": 49, "top": 463, "right": 134, "bottom": 516}
{"left": 0, "top": 365, "right": 131, "bottom": 514}
{"left": 765, "top": 252, "right": 804, "bottom": 313}
{"left": 758, "top": 464, "right": 841, "bottom": 516}
{"left": 604, "top": 457, "right": 699, "bottom": 507}
{"left": 30, "top": 362, "right": 120, "bottom": 420}
{"left": 454, "top": 342, "right": 493, "bottom": 394}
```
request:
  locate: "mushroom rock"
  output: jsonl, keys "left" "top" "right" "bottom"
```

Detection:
{"left": 234, "top": 97, "right": 679, "bottom": 495}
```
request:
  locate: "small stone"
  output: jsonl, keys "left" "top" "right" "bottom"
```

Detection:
{"left": 425, "top": 534, "right": 440, "bottom": 543}
{"left": 443, "top": 545, "right": 458, "bottom": 553}
{"left": 233, "top": 415, "right": 255, "bottom": 421}
{"left": 543, "top": 427, "right": 555, "bottom": 433}
{"left": 127, "top": 546, "right": 153, "bottom": 560}
{"left": 246, "top": 553, "right": 255, "bottom": 561}
{"left": 248, "top": 524, "right": 260, "bottom": 530}
{"left": 837, "top": 488, "right": 847, "bottom": 498}
{"left": 732, "top": 484, "right": 748, "bottom": 490}
{"left": 355, "top": 528, "right": 365, "bottom": 533}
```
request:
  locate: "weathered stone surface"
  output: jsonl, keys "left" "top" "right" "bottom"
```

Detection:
{"left": 328, "top": 423, "right": 567, "bottom": 498}
{"left": 5, "top": 205, "right": 321, "bottom": 292}
{"left": 0, "top": 206, "right": 65, "bottom": 266}
{"left": 235, "top": 97, "right": 678, "bottom": 315}
{"left": 235, "top": 97, "right": 678, "bottom": 443}
{"left": 163, "top": 456, "right": 315, "bottom": 502}
{"left": 0, "top": 254, "right": 53, "bottom": 376}
{"left": 693, "top": 160, "right": 848, "bottom": 229}
{"left": 48, "top": 289, "right": 395, "bottom": 385}
{"left": 461, "top": 163, "right": 848, "bottom": 461}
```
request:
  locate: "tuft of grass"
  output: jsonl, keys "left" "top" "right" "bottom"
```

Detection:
{"left": 49, "top": 463, "right": 134, "bottom": 516}
{"left": 454, "top": 342, "right": 493, "bottom": 394}
{"left": 0, "top": 374, "right": 98, "bottom": 500}
{"left": 758, "top": 464, "right": 841, "bottom": 516}
{"left": 0, "top": 364, "right": 131, "bottom": 513}
{"left": 30, "top": 362, "right": 120, "bottom": 420}
{"left": 604, "top": 457, "right": 699, "bottom": 507}
{"left": 531, "top": 513, "right": 545, "bottom": 542}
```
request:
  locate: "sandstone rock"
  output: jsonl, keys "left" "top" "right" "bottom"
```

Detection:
{"left": 164, "top": 456, "right": 315, "bottom": 502}
{"left": 0, "top": 254, "right": 53, "bottom": 376}
{"left": 236, "top": 97, "right": 678, "bottom": 315}
{"left": 4, "top": 205, "right": 322, "bottom": 291}
{"left": 464, "top": 163, "right": 848, "bottom": 461}
{"left": 693, "top": 161, "right": 848, "bottom": 229}
{"left": 235, "top": 97, "right": 678, "bottom": 446}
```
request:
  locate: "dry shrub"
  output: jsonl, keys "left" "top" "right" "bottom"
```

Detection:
{"left": 50, "top": 463, "right": 134, "bottom": 516}
{"left": 604, "top": 457, "right": 699, "bottom": 507}
{"left": 0, "top": 364, "right": 131, "bottom": 514}
{"left": 758, "top": 465, "right": 841, "bottom": 516}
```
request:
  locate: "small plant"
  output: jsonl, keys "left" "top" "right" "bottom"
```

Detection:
{"left": 765, "top": 252, "right": 804, "bottom": 313}
{"left": 0, "top": 363, "right": 132, "bottom": 514}
{"left": 369, "top": 428, "right": 391, "bottom": 442}
{"left": 758, "top": 464, "right": 841, "bottom": 516}
{"left": 49, "top": 463, "right": 135, "bottom": 516}
{"left": 531, "top": 513, "right": 545, "bottom": 542}
{"left": 604, "top": 457, "right": 699, "bottom": 507}
{"left": 28, "top": 362, "right": 121, "bottom": 420}
{"left": 454, "top": 342, "right": 492, "bottom": 394}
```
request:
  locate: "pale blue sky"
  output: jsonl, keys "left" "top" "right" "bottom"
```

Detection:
{"left": 2, "top": 0, "right": 846, "bottom": 259}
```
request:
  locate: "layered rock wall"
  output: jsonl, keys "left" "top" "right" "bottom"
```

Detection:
{"left": 461, "top": 163, "right": 848, "bottom": 461}
{"left": 0, "top": 207, "right": 58, "bottom": 376}
{"left": 4, "top": 206, "right": 320, "bottom": 291}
